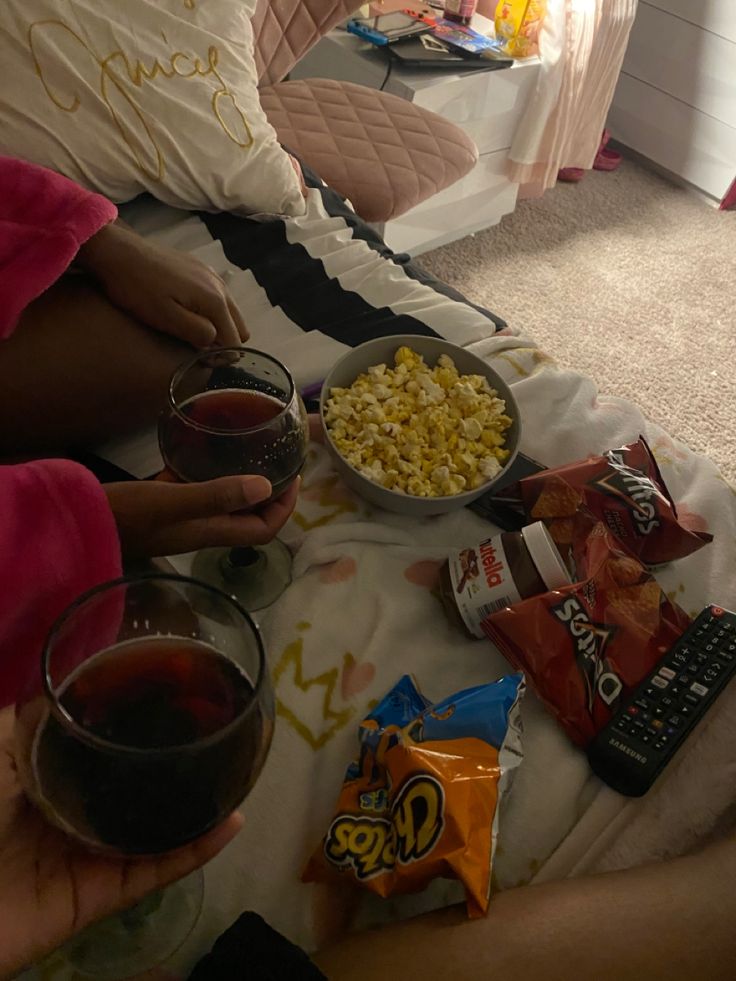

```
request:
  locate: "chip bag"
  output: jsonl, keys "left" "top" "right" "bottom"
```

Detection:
{"left": 303, "top": 673, "right": 524, "bottom": 917}
{"left": 482, "top": 516, "right": 691, "bottom": 746}
{"left": 505, "top": 437, "right": 712, "bottom": 566}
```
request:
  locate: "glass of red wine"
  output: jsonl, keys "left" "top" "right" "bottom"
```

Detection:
{"left": 159, "top": 347, "right": 309, "bottom": 611}
{"left": 14, "top": 572, "right": 273, "bottom": 978}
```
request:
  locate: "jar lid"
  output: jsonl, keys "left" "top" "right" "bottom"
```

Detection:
{"left": 521, "top": 521, "right": 572, "bottom": 590}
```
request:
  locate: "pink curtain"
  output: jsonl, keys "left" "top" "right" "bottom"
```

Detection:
{"left": 477, "top": 1, "right": 638, "bottom": 197}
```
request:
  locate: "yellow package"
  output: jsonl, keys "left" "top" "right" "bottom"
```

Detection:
{"left": 495, "top": 0, "right": 546, "bottom": 58}
{"left": 303, "top": 673, "right": 525, "bottom": 917}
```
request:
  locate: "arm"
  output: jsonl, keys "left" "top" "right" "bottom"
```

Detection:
{"left": 0, "top": 460, "right": 299, "bottom": 709}
{"left": 0, "top": 459, "right": 121, "bottom": 708}
{"left": 0, "top": 156, "right": 117, "bottom": 337}
{"left": 315, "top": 836, "right": 736, "bottom": 980}
{"left": 0, "top": 157, "right": 246, "bottom": 349}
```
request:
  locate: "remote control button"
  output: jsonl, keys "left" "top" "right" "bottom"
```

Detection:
{"left": 626, "top": 706, "right": 639, "bottom": 716}
{"left": 690, "top": 682, "right": 709, "bottom": 697}
{"left": 614, "top": 718, "right": 629, "bottom": 733}
{"left": 666, "top": 726, "right": 678, "bottom": 736}
{"left": 634, "top": 698, "right": 650, "bottom": 710}
{"left": 671, "top": 652, "right": 688, "bottom": 666}
{"left": 658, "top": 666, "right": 676, "bottom": 681}
{"left": 632, "top": 719, "right": 645, "bottom": 731}
{"left": 684, "top": 693, "right": 700, "bottom": 706}
{"left": 680, "top": 704, "right": 693, "bottom": 717}
{"left": 654, "top": 738, "right": 669, "bottom": 751}
{"left": 652, "top": 676, "right": 669, "bottom": 689}
{"left": 668, "top": 714, "right": 683, "bottom": 727}
{"left": 686, "top": 663, "right": 700, "bottom": 675}
{"left": 640, "top": 732, "right": 652, "bottom": 744}
{"left": 669, "top": 684, "right": 683, "bottom": 697}
{"left": 677, "top": 673, "right": 690, "bottom": 686}
{"left": 717, "top": 650, "right": 734, "bottom": 663}
{"left": 711, "top": 606, "right": 724, "bottom": 617}
{"left": 644, "top": 686, "right": 660, "bottom": 699}
{"left": 704, "top": 643, "right": 715, "bottom": 653}
{"left": 702, "top": 669, "right": 719, "bottom": 684}
{"left": 653, "top": 706, "right": 666, "bottom": 718}
{"left": 660, "top": 695, "right": 674, "bottom": 708}
{"left": 695, "top": 652, "right": 709, "bottom": 665}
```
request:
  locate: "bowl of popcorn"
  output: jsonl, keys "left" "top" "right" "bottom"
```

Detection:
{"left": 320, "top": 335, "right": 521, "bottom": 515}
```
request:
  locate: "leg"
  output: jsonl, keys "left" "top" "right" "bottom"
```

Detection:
{"left": 315, "top": 836, "right": 736, "bottom": 980}
{"left": 0, "top": 275, "right": 192, "bottom": 455}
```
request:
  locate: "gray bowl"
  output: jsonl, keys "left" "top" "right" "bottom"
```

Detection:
{"left": 319, "top": 335, "right": 521, "bottom": 516}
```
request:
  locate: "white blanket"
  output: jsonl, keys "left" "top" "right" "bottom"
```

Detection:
{"left": 76, "top": 189, "right": 736, "bottom": 972}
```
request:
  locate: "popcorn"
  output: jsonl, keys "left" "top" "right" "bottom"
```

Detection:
{"left": 324, "top": 347, "right": 513, "bottom": 498}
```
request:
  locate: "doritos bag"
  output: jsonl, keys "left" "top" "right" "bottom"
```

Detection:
{"left": 303, "top": 674, "right": 524, "bottom": 917}
{"left": 482, "top": 517, "right": 691, "bottom": 747}
{"left": 505, "top": 437, "right": 712, "bottom": 566}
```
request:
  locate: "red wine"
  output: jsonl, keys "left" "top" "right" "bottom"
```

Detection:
{"left": 160, "top": 388, "right": 306, "bottom": 491}
{"left": 181, "top": 388, "right": 283, "bottom": 431}
{"left": 31, "top": 638, "right": 270, "bottom": 854}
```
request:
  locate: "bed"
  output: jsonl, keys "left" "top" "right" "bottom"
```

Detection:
{"left": 73, "top": 163, "right": 736, "bottom": 975}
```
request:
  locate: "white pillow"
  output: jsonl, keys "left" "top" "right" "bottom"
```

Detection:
{"left": 0, "top": 0, "right": 306, "bottom": 217}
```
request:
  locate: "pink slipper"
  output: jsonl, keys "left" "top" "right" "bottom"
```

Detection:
{"left": 557, "top": 167, "right": 585, "bottom": 182}
{"left": 593, "top": 146, "right": 622, "bottom": 171}
{"left": 593, "top": 129, "right": 622, "bottom": 171}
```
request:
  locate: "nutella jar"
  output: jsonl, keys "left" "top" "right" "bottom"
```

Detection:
{"left": 439, "top": 521, "right": 572, "bottom": 638}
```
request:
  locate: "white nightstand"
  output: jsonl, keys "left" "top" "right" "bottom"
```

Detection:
{"left": 291, "top": 17, "right": 540, "bottom": 255}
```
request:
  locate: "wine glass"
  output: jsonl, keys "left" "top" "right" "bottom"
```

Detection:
{"left": 14, "top": 572, "right": 273, "bottom": 978}
{"left": 158, "top": 347, "right": 309, "bottom": 611}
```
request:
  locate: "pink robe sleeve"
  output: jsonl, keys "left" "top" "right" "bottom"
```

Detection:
{"left": 0, "top": 156, "right": 118, "bottom": 338}
{"left": 0, "top": 460, "right": 122, "bottom": 708}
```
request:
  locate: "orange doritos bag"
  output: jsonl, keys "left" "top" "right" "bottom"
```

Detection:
{"left": 503, "top": 437, "right": 712, "bottom": 566}
{"left": 303, "top": 674, "right": 524, "bottom": 916}
{"left": 482, "top": 515, "right": 691, "bottom": 746}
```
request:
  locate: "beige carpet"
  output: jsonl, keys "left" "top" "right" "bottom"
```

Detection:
{"left": 420, "top": 157, "right": 736, "bottom": 484}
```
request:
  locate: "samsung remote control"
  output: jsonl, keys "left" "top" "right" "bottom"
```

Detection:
{"left": 587, "top": 605, "right": 736, "bottom": 797}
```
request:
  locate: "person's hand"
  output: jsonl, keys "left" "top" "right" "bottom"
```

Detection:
{"left": 77, "top": 222, "right": 248, "bottom": 349}
{"left": 0, "top": 707, "right": 243, "bottom": 979}
{"left": 105, "top": 475, "right": 300, "bottom": 559}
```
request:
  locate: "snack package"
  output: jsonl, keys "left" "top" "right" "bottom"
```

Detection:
{"left": 494, "top": 0, "right": 546, "bottom": 58}
{"left": 482, "top": 516, "right": 692, "bottom": 746}
{"left": 303, "top": 673, "right": 524, "bottom": 917}
{"left": 501, "top": 437, "right": 712, "bottom": 566}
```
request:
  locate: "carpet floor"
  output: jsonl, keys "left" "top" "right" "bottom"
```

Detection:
{"left": 420, "top": 157, "right": 736, "bottom": 484}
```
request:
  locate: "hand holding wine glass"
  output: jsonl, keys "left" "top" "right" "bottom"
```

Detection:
{"left": 104, "top": 473, "right": 300, "bottom": 559}
{"left": 158, "top": 348, "right": 309, "bottom": 610}
{"left": 0, "top": 704, "right": 242, "bottom": 981}
{"left": 12, "top": 573, "right": 274, "bottom": 977}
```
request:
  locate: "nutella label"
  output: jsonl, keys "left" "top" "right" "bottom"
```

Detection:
{"left": 448, "top": 536, "right": 521, "bottom": 638}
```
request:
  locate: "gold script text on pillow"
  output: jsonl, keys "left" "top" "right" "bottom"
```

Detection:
{"left": 28, "top": 18, "right": 254, "bottom": 183}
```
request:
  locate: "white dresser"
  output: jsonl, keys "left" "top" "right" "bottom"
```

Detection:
{"left": 290, "top": 19, "right": 540, "bottom": 255}
{"left": 608, "top": 0, "right": 736, "bottom": 202}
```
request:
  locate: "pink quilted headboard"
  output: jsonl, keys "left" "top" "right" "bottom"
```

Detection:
{"left": 252, "top": 0, "right": 364, "bottom": 86}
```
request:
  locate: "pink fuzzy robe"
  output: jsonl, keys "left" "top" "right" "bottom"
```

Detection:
{"left": 0, "top": 157, "right": 122, "bottom": 706}
{"left": 0, "top": 154, "right": 117, "bottom": 337}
